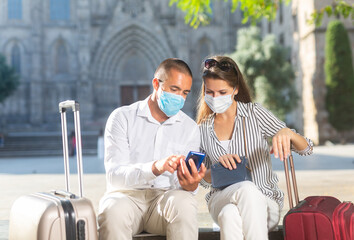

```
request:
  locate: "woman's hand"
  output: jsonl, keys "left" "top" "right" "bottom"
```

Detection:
{"left": 218, "top": 154, "right": 241, "bottom": 170}
{"left": 271, "top": 128, "right": 293, "bottom": 161}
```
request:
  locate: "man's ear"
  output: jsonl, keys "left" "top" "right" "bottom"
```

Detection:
{"left": 152, "top": 78, "right": 160, "bottom": 91}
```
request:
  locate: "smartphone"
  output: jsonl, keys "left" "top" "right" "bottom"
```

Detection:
{"left": 185, "top": 151, "right": 206, "bottom": 173}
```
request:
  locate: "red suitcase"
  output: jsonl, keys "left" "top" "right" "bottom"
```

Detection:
{"left": 9, "top": 100, "right": 98, "bottom": 240}
{"left": 282, "top": 155, "right": 354, "bottom": 240}
{"left": 333, "top": 202, "right": 354, "bottom": 240}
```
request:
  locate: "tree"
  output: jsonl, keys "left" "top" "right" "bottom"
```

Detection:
{"left": 0, "top": 54, "right": 19, "bottom": 104}
{"left": 229, "top": 26, "right": 298, "bottom": 120}
{"left": 170, "top": 0, "right": 354, "bottom": 28}
{"left": 325, "top": 20, "right": 354, "bottom": 131}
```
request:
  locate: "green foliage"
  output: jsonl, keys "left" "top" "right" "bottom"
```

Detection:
{"left": 170, "top": 0, "right": 353, "bottom": 28}
{"left": 0, "top": 54, "right": 19, "bottom": 103}
{"left": 169, "top": 0, "right": 290, "bottom": 28}
{"left": 169, "top": 0, "right": 212, "bottom": 28}
{"left": 308, "top": 1, "right": 354, "bottom": 27}
{"left": 229, "top": 26, "right": 298, "bottom": 120}
{"left": 325, "top": 20, "right": 354, "bottom": 131}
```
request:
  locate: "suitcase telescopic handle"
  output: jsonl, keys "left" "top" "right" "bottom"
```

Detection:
{"left": 59, "top": 100, "right": 84, "bottom": 198}
{"left": 59, "top": 100, "right": 80, "bottom": 113}
{"left": 284, "top": 154, "right": 300, "bottom": 209}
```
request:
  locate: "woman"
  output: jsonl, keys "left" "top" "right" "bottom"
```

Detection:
{"left": 197, "top": 56, "right": 313, "bottom": 240}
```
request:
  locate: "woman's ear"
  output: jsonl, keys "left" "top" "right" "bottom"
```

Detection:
{"left": 234, "top": 87, "right": 239, "bottom": 96}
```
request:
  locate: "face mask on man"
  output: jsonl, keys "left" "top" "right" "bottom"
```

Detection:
{"left": 157, "top": 87, "right": 185, "bottom": 117}
{"left": 204, "top": 88, "right": 236, "bottom": 114}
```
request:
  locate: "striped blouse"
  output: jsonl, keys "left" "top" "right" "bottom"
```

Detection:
{"left": 199, "top": 102, "right": 313, "bottom": 209}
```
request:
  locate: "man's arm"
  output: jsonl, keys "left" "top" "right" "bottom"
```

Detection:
{"left": 104, "top": 110, "right": 156, "bottom": 189}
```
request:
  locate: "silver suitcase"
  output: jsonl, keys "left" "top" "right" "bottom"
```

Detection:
{"left": 9, "top": 100, "right": 98, "bottom": 240}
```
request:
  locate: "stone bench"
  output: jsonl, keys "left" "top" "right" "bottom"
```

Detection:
{"left": 0, "top": 220, "right": 284, "bottom": 240}
{"left": 133, "top": 227, "right": 284, "bottom": 240}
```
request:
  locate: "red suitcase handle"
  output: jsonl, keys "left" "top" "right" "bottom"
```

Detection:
{"left": 284, "top": 155, "right": 300, "bottom": 209}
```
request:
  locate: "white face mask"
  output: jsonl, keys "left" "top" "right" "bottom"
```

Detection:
{"left": 204, "top": 89, "right": 236, "bottom": 114}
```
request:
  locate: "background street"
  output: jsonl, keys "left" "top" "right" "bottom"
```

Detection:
{"left": 1, "top": 144, "right": 354, "bottom": 239}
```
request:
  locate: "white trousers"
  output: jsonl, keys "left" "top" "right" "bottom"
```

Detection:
{"left": 98, "top": 189, "right": 198, "bottom": 240}
{"left": 208, "top": 181, "right": 280, "bottom": 240}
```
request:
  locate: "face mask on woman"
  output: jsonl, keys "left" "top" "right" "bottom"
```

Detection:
{"left": 204, "top": 89, "right": 236, "bottom": 114}
{"left": 157, "top": 87, "right": 185, "bottom": 117}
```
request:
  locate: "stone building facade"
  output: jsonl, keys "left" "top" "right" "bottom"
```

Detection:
{"left": 0, "top": 0, "right": 244, "bottom": 132}
{"left": 260, "top": 0, "right": 354, "bottom": 144}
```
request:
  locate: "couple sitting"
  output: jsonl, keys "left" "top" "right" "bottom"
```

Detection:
{"left": 98, "top": 57, "right": 313, "bottom": 240}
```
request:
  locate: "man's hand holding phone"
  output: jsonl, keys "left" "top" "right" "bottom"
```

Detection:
{"left": 177, "top": 152, "right": 206, "bottom": 192}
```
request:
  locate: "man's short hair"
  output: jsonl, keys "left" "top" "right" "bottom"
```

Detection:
{"left": 154, "top": 58, "right": 193, "bottom": 83}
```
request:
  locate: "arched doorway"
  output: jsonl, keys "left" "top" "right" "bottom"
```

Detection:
{"left": 91, "top": 24, "right": 172, "bottom": 119}
{"left": 119, "top": 51, "right": 151, "bottom": 106}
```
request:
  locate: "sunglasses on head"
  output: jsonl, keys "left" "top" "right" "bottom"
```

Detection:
{"left": 204, "top": 59, "right": 235, "bottom": 73}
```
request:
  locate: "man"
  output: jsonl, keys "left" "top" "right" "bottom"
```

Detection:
{"left": 98, "top": 58, "right": 206, "bottom": 240}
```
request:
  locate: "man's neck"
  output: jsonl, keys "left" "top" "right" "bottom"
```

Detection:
{"left": 148, "top": 94, "right": 169, "bottom": 123}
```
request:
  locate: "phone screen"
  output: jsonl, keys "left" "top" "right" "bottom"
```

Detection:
{"left": 185, "top": 151, "right": 205, "bottom": 173}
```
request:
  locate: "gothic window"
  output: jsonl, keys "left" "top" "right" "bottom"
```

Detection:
{"left": 293, "top": 14, "right": 298, "bottom": 32}
{"left": 208, "top": 1, "right": 214, "bottom": 20}
{"left": 279, "top": 33, "right": 285, "bottom": 46}
{"left": 279, "top": 2, "right": 283, "bottom": 24}
{"left": 50, "top": 0, "right": 70, "bottom": 21}
{"left": 268, "top": 21, "right": 272, "bottom": 33}
{"left": 11, "top": 44, "right": 21, "bottom": 74}
{"left": 55, "top": 42, "right": 68, "bottom": 75}
{"left": 8, "top": 0, "right": 22, "bottom": 20}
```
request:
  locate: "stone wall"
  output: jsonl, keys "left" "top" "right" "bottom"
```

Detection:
{"left": 1, "top": 0, "right": 353, "bottom": 144}
{"left": 0, "top": 0, "right": 243, "bottom": 131}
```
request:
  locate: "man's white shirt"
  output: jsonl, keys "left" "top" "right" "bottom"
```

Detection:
{"left": 104, "top": 96, "right": 200, "bottom": 193}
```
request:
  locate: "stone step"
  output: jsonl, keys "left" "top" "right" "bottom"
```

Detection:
{"left": 0, "top": 132, "right": 99, "bottom": 157}
{"left": 0, "top": 149, "right": 97, "bottom": 157}
{"left": 1, "top": 140, "right": 97, "bottom": 149}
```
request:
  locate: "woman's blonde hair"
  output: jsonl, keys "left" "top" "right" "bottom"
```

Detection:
{"left": 196, "top": 56, "right": 252, "bottom": 124}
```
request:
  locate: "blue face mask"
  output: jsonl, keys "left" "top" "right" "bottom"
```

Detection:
{"left": 157, "top": 88, "right": 185, "bottom": 117}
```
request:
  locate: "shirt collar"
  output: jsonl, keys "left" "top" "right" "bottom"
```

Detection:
{"left": 236, "top": 102, "right": 249, "bottom": 118}
{"left": 137, "top": 96, "right": 184, "bottom": 124}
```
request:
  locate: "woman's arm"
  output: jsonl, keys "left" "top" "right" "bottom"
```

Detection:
{"left": 254, "top": 103, "right": 313, "bottom": 161}
{"left": 272, "top": 128, "right": 313, "bottom": 161}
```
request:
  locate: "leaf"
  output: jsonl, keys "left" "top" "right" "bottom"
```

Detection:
{"left": 325, "top": 6, "right": 333, "bottom": 16}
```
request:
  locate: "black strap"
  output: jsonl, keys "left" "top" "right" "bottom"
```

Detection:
{"left": 39, "top": 193, "right": 77, "bottom": 240}
{"left": 61, "top": 199, "right": 77, "bottom": 240}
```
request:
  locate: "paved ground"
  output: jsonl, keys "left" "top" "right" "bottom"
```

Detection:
{"left": 1, "top": 144, "right": 354, "bottom": 239}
